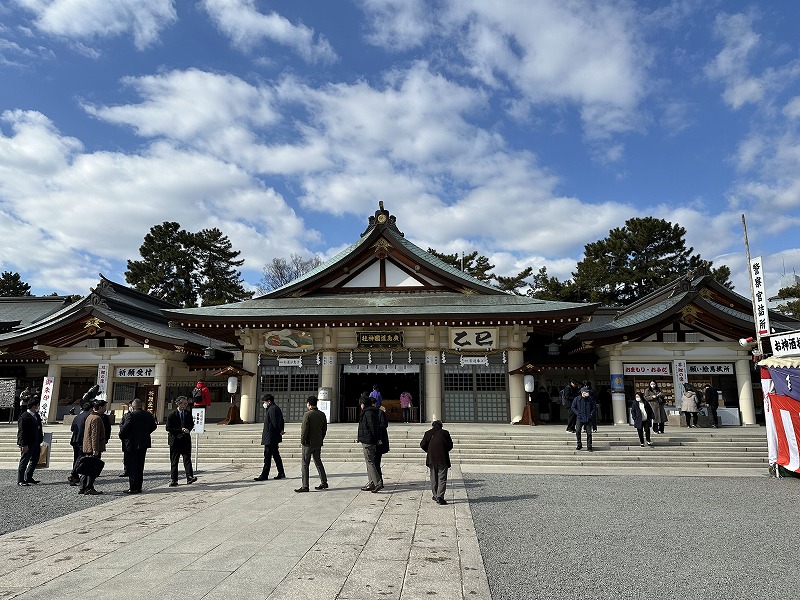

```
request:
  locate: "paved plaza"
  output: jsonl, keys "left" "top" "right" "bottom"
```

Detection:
{"left": 0, "top": 451, "right": 796, "bottom": 599}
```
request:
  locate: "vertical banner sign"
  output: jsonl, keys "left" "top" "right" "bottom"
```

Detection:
{"left": 39, "top": 376, "right": 54, "bottom": 423}
{"left": 749, "top": 256, "right": 771, "bottom": 337}
{"left": 97, "top": 363, "right": 109, "bottom": 400}
{"left": 192, "top": 407, "right": 206, "bottom": 434}
{"left": 673, "top": 360, "right": 687, "bottom": 404}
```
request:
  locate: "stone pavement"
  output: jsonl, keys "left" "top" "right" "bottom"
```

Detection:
{"left": 0, "top": 461, "right": 489, "bottom": 600}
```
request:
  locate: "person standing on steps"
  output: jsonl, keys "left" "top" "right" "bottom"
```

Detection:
{"left": 400, "top": 391, "right": 413, "bottom": 423}
{"left": 704, "top": 385, "right": 720, "bottom": 428}
{"left": 630, "top": 392, "right": 655, "bottom": 447}
{"left": 166, "top": 396, "right": 197, "bottom": 486}
{"left": 369, "top": 384, "right": 383, "bottom": 409}
{"left": 254, "top": 394, "right": 286, "bottom": 481}
{"left": 295, "top": 396, "right": 328, "bottom": 493}
{"left": 571, "top": 387, "right": 597, "bottom": 452}
{"left": 644, "top": 381, "right": 667, "bottom": 434}
{"left": 680, "top": 383, "right": 700, "bottom": 428}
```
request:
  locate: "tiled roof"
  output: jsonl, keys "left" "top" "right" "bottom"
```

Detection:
{"left": 166, "top": 292, "right": 593, "bottom": 319}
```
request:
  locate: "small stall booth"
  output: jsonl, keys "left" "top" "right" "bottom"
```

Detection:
{"left": 759, "top": 330, "right": 800, "bottom": 477}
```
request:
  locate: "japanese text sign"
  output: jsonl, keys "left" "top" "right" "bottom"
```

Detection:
{"left": 449, "top": 327, "right": 498, "bottom": 350}
{"left": 749, "top": 256, "right": 770, "bottom": 337}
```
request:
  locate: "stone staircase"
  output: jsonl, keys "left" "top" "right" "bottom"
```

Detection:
{"left": 0, "top": 423, "right": 769, "bottom": 472}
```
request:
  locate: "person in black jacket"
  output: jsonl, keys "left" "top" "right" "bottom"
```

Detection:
{"left": 17, "top": 395, "right": 44, "bottom": 486}
{"left": 118, "top": 398, "right": 157, "bottom": 494}
{"left": 68, "top": 401, "right": 93, "bottom": 485}
{"left": 571, "top": 387, "right": 597, "bottom": 452}
{"left": 420, "top": 420, "right": 454, "bottom": 505}
{"left": 357, "top": 396, "right": 383, "bottom": 493}
{"left": 630, "top": 392, "right": 655, "bottom": 447}
{"left": 165, "top": 396, "right": 196, "bottom": 486}
{"left": 254, "top": 394, "right": 286, "bottom": 481}
{"left": 374, "top": 407, "right": 390, "bottom": 487}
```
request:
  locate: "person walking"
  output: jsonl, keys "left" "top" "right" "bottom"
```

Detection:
{"left": 561, "top": 380, "right": 580, "bottom": 433}
{"left": 166, "top": 396, "right": 197, "bottom": 486}
{"left": 369, "top": 384, "right": 383, "bottom": 409}
{"left": 254, "top": 394, "right": 286, "bottom": 481}
{"left": 681, "top": 383, "right": 700, "bottom": 428}
{"left": 630, "top": 392, "right": 655, "bottom": 447}
{"left": 420, "top": 420, "right": 453, "bottom": 505}
{"left": 118, "top": 398, "right": 157, "bottom": 494}
{"left": 400, "top": 391, "right": 413, "bottom": 423}
{"left": 571, "top": 387, "right": 597, "bottom": 451}
{"left": 644, "top": 381, "right": 667, "bottom": 434}
{"left": 296, "top": 396, "right": 328, "bottom": 492}
{"left": 79, "top": 399, "right": 108, "bottom": 495}
{"left": 16, "top": 395, "right": 43, "bottom": 486}
{"left": 358, "top": 396, "right": 384, "bottom": 492}
{"left": 705, "top": 385, "right": 720, "bottom": 428}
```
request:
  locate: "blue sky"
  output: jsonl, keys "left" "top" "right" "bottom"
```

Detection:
{"left": 1, "top": 0, "right": 799, "bottom": 298}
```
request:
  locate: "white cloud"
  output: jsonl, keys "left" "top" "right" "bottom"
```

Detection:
{"left": 441, "top": 0, "right": 648, "bottom": 142}
{"left": 0, "top": 109, "right": 319, "bottom": 293}
{"left": 784, "top": 97, "right": 800, "bottom": 120}
{"left": 15, "top": 0, "right": 177, "bottom": 50}
{"left": 202, "top": 0, "right": 337, "bottom": 64}
{"left": 359, "top": 0, "right": 432, "bottom": 51}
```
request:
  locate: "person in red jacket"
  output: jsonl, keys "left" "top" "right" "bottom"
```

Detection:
{"left": 192, "top": 381, "right": 211, "bottom": 408}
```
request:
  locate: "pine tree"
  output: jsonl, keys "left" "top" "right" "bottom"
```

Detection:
{"left": 0, "top": 271, "right": 32, "bottom": 296}
{"left": 776, "top": 283, "right": 800, "bottom": 319}
{"left": 572, "top": 217, "right": 732, "bottom": 305}
{"left": 195, "top": 228, "right": 252, "bottom": 306}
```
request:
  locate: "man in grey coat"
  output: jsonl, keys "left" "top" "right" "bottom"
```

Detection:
{"left": 420, "top": 420, "right": 453, "bottom": 505}
{"left": 254, "top": 394, "right": 286, "bottom": 481}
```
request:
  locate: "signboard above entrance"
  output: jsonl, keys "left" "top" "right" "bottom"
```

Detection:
{"left": 623, "top": 363, "right": 671, "bottom": 376}
{"left": 449, "top": 327, "right": 498, "bottom": 350}
{"left": 460, "top": 355, "right": 489, "bottom": 366}
{"left": 357, "top": 331, "right": 403, "bottom": 347}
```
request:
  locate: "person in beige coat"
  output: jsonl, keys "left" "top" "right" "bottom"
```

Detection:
{"left": 680, "top": 383, "right": 700, "bottom": 428}
{"left": 80, "top": 399, "right": 108, "bottom": 495}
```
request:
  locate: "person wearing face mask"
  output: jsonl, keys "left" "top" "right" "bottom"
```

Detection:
{"left": 254, "top": 394, "right": 286, "bottom": 481}
{"left": 630, "top": 392, "right": 655, "bottom": 447}
{"left": 644, "top": 381, "right": 667, "bottom": 434}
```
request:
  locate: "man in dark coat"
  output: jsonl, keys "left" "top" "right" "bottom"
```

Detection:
{"left": 357, "top": 396, "right": 383, "bottom": 493}
{"left": 17, "top": 395, "right": 44, "bottom": 486}
{"left": 420, "top": 420, "right": 454, "bottom": 505}
{"left": 165, "top": 396, "right": 197, "bottom": 486}
{"left": 296, "top": 396, "right": 328, "bottom": 492}
{"left": 705, "top": 385, "right": 720, "bottom": 428}
{"left": 254, "top": 394, "right": 286, "bottom": 481}
{"left": 118, "top": 398, "right": 157, "bottom": 494}
{"left": 68, "top": 401, "right": 93, "bottom": 485}
{"left": 571, "top": 387, "right": 597, "bottom": 452}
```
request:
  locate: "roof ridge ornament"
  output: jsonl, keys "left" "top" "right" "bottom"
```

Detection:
{"left": 361, "top": 200, "right": 404, "bottom": 238}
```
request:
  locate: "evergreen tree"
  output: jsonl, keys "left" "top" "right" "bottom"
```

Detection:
{"left": 0, "top": 271, "right": 32, "bottom": 296}
{"left": 776, "top": 283, "right": 800, "bottom": 319}
{"left": 195, "top": 228, "right": 253, "bottom": 306}
{"left": 126, "top": 222, "right": 196, "bottom": 307}
{"left": 258, "top": 254, "right": 324, "bottom": 293}
{"left": 426, "top": 248, "right": 533, "bottom": 293}
{"left": 526, "top": 266, "right": 580, "bottom": 302}
{"left": 572, "top": 217, "right": 732, "bottom": 305}
{"left": 126, "top": 223, "right": 253, "bottom": 307}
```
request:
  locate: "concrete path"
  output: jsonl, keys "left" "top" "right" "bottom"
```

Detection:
{"left": 0, "top": 462, "right": 489, "bottom": 600}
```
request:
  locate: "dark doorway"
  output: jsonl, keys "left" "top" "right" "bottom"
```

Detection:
{"left": 340, "top": 371, "right": 421, "bottom": 423}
